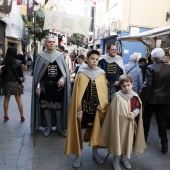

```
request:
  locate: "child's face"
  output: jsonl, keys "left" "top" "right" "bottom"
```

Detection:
{"left": 77, "top": 58, "right": 84, "bottom": 65}
{"left": 120, "top": 81, "right": 133, "bottom": 94}
{"left": 86, "top": 54, "right": 99, "bottom": 69}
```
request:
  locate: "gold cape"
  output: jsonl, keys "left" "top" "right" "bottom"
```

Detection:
{"left": 102, "top": 93, "right": 146, "bottom": 158}
{"left": 65, "top": 72, "right": 108, "bottom": 156}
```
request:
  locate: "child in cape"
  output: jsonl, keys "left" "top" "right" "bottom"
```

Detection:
{"left": 102, "top": 74, "right": 146, "bottom": 170}
{"left": 65, "top": 50, "right": 108, "bottom": 168}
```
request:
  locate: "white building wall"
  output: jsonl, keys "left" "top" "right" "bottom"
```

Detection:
{"left": 122, "top": 0, "right": 170, "bottom": 31}
{"left": 3, "top": 2, "right": 24, "bottom": 52}
{"left": 95, "top": 0, "right": 170, "bottom": 33}
{"left": 5, "top": 4, "right": 24, "bottom": 40}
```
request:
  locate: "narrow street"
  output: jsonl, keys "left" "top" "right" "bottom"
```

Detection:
{"left": 0, "top": 70, "right": 170, "bottom": 170}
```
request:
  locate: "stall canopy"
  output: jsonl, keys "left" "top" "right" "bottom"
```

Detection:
{"left": 43, "top": 9, "right": 91, "bottom": 37}
{"left": 118, "top": 26, "right": 170, "bottom": 49}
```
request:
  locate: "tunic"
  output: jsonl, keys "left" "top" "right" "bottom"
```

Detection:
{"left": 65, "top": 66, "right": 109, "bottom": 156}
{"left": 102, "top": 90, "right": 146, "bottom": 158}
{"left": 40, "top": 61, "right": 64, "bottom": 109}
{"left": 99, "top": 55, "right": 125, "bottom": 102}
{"left": 30, "top": 50, "right": 70, "bottom": 131}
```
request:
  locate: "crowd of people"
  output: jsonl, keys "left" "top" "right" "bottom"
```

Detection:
{"left": 0, "top": 36, "right": 170, "bottom": 170}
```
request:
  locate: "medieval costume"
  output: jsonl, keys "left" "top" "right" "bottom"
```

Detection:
{"left": 102, "top": 90, "right": 146, "bottom": 159}
{"left": 99, "top": 55, "right": 125, "bottom": 103}
{"left": 65, "top": 65, "right": 108, "bottom": 156}
{"left": 30, "top": 50, "right": 70, "bottom": 132}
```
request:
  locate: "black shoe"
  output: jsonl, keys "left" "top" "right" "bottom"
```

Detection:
{"left": 161, "top": 144, "right": 168, "bottom": 154}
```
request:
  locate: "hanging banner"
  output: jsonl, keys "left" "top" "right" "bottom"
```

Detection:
{"left": 45, "top": 0, "right": 48, "bottom": 5}
{"left": 43, "top": 9, "right": 91, "bottom": 37}
{"left": 3, "top": 0, "right": 13, "bottom": 14}
{"left": 27, "top": 0, "right": 34, "bottom": 15}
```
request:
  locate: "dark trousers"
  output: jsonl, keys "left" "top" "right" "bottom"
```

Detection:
{"left": 143, "top": 104, "right": 168, "bottom": 144}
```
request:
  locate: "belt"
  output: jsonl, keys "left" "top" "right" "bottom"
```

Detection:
{"left": 43, "top": 81, "right": 57, "bottom": 85}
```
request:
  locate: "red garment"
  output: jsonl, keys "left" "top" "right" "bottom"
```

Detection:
{"left": 130, "top": 96, "right": 140, "bottom": 112}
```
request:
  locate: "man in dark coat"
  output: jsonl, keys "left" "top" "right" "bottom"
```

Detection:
{"left": 30, "top": 36, "right": 70, "bottom": 137}
{"left": 140, "top": 48, "right": 170, "bottom": 154}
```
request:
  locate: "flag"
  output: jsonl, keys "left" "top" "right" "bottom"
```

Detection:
{"left": 45, "top": 0, "right": 48, "bottom": 5}
{"left": 27, "top": 0, "right": 34, "bottom": 15}
{"left": 3, "top": 0, "right": 13, "bottom": 14}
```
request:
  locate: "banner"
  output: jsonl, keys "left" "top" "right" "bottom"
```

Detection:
{"left": 45, "top": 0, "right": 48, "bottom": 5}
{"left": 27, "top": 0, "right": 34, "bottom": 15}
{"left": 3, "top": 0, "right": 13, "bottom": 14}
{"left": 43, "top": 9, "right": 91, "bottom": 37}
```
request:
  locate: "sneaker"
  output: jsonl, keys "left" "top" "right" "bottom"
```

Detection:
{"left": 56, "top": 128, "right": 67, "bottom": 137}
{"left": 120, "top": 155, "right": 131, "bottom": 169}
{"left": 73, "top": 156, "right": 81, "bottom": 168}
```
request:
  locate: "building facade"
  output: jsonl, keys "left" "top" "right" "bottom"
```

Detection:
{"left": 4, "top": 3, "right": 24, "bottom": 54}
{"left": 94, "top": 0, "right": 170, "bottom": 64}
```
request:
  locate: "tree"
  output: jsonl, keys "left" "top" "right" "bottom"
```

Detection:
{"left": 70, "top": 33, "right": 85, "bottom": 47}
{"left": 22, "top": 4, "right": 50, "bottom": 42}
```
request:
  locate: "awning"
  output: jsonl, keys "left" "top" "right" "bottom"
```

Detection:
{"left": 118, "top": 26, "right": 170, "bottom": 49}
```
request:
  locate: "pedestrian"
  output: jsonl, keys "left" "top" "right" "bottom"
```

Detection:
{"left": 65, "top": 50, "right": 109, "bottom": 168}
{"left": 1, "top": 46, "right": 25, "bottom": 122}
{"left": 140, "top": 48, "right": 170, "bottom": 154}
{"left": 72, "top": 54, "right": 86, "bottom": 75}
{"left": 30, "top": 36, "right": 70, "bottom": 137}
{"left": 102, "top": 74, "right": 146, "bottom": 170}
{"left": 58, "top": 46, "right": 72, "bottom": 73}
{"left": 98, "top": 43, "right": 125, "bottom": 103}
{"left": 140, "top": 54, "right": 153, "bottom": 83}
{"left": 70, "top": 54, "right": 86, "bottom": 94}
{"left": 124, "top": 54, "right": 143, "bottom": 94}
{"left": 26, "top": 51, "right": 33, "bottom": 70}
{"left": 138, "top": 57, "right": 146, "bottom": 81}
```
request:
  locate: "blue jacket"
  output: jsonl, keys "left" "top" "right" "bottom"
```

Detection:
{"left": 124, "top": 62, "right": 143, "bottom": 93}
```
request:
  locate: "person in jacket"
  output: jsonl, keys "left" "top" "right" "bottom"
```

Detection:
{"left": 138, "top": 57, "right": 146, "bottom": 82}
{"left": 65, "top": 50, "right": 108, "bottom": 168}
{"left": 124, "top": 54, "right": 143, "bottom": 93}
{"left": 31, "top": 36, "right": 70, "bottom": 137}
{"left": 70, "top": 54, "right": 86, "bottom": 94}
{"left": 98, "top": 43, "right": 125, "bottom": 103}
{"left": 140, "top": 48, "right": 170, "bottom": 154}
{"left": 58, "top": 46, "right": 72, "bottom": 73}
{"left": 1, "top": 46, "right": 25, "bottom": 122}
